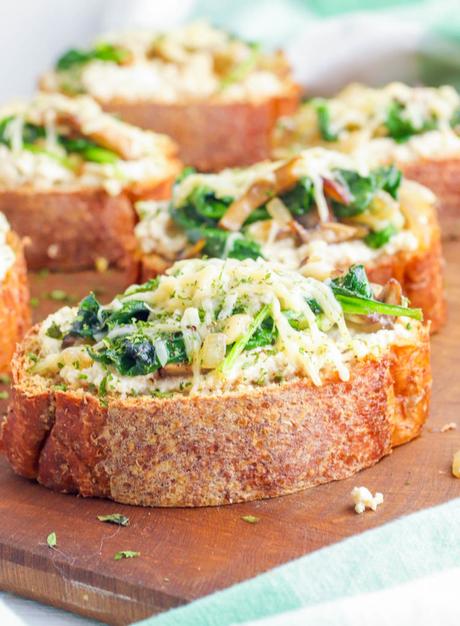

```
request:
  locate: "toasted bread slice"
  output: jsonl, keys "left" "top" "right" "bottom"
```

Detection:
{"left": 40, "top": 22, "right": 300, "bottom": 171}
{"left": 0, "top": 186, "right": 170, "bottom": 280}
{"left": 103, "top": 90, "right": 300, "bottom": 172}
{"left": 137, "top": 152, "right": 446, "bottom": 332}
{"left": 1, "top": 321, "right": 430, "bottom": 507}
{"left": 0, "top": 93, "right": 180, "bottom": 273}
{"left": 0, "top": 232, "right": 31, "bottom": 374}
{"left": 272, "top": 83, "right": 460, "bottom": 238}
{"left": 401, "top": 158, "right": 460, "bottom": 239}
{"left": 1, "top": 258, "right": 430, "bottom": 507}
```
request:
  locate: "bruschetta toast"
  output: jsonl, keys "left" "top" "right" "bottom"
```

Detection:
{"left": 0, "top": 92, "right": 180, "bottom": 276}
{"left": 0, "top": 213, "right": 30, "bottom": 373}
{"left": 135, "top": 149, "right": 445, "bottom": 331}
{"left": 273, "top": 82, "right": 460, "bottom": 236}
{"left": 40, "top": 21, "right": 300, "bottom": 171}
{"left": 1, "top": 258, "right": 430, "bottom": 506}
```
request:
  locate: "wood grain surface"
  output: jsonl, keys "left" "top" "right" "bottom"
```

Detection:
{"left": 0, "top": 244, "right": 459, "bottom": 625}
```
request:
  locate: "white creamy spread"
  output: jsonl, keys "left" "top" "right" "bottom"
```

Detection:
{"left": 33, "top": 258, "right": 420, "bottom": 398}
{"left": 0, "top": 93, "right": 174, "bottom": 192}
{"left": 42, "top": 21, "right": 291, "bottom": 104}
{"left": 275, "top": 82, "right": 460, "bottom": 163}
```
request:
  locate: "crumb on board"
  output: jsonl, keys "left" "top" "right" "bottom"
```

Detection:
{"left": 441, "top": 422, "right": 457, "bottom": 432}
{"left": 452, "top": 450, "right": 460, "bottom": 478}
{"left": 351, "top": 486, "right": 384, "bottom": 514}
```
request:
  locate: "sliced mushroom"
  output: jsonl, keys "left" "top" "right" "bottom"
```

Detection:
{"left": 159, "top": 363, "right": 193, "bottom": 377}
{"left": 377, "top": 278, "right": 403, "bottom": 306}
{"left": 219, "top": 157, "right": 302, "bottom": 231}
{"left": 345, "top": 313, "right": 394, "bottom": 332}
{"left": 290, "top": 221, "right": 368, "bottom": 244}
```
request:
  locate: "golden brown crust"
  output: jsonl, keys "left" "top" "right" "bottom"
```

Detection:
{"left": 0, "top": 179, "right": 177, "bottom": 278}
{"left": 0, "top": 233, "right": 31, "bottom": 374}
{"left": 366, "top": 193, "right": 445, "bottom": 333}
{"left": 103, "top": 88, "right": 300, "bottom": 172}
{"left": 401, "top": 158, "right": 460, "bottom": 239}
{"left": 1, "top": 322, "right": 431, "bottom": 506}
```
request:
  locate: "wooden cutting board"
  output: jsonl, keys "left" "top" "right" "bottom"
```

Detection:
{"left": 1, "top": 243, "right": 459, "bottom": 626}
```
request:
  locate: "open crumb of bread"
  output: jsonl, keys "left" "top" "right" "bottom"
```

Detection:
{"left": 1, "top": 258, "right": 430, "bottom": 506}
{"left": 136, "top": 148, "right": 445, "bottom": 332}
{"left": 40, "top": 22, "right": 300, "bottom": 171}
{"left": 0, "top": 92, "right": 180, "bottom": 273}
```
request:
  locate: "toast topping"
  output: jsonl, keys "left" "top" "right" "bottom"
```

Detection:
{"left": 41, "top": 22, "right": 294, "bottom": 104}
{"left": 135, "top": 149, "right": 432, "bottom": 278}
{"left": 0, "top": 212, "right": 16, "bottom": 281}
{"left": 0, "top": 93, "right": 177, "bottom": 193}
{"left": 274, "top": 82, "right": 460, "bottom": 164}
{"left": 29, "top": 258, "right": 422, "bottom": 398}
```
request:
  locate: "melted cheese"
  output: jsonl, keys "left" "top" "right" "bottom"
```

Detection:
{"left": 33, "top": 258, "right": 421, "bottom": 398}
{"left": 42, "top": 21, "right": 291, "bottom": 104}
{"left": 275, "top": 82, "right": 460, "bottom": 163}
{"left": 135, "top": 149, "right": 426, "bottom": 278}
{"left": 0, "top": 93, "right": 174, "bottom": 192}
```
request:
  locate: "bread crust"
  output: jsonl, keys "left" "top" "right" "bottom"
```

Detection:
{"left": 1, "top": 323, "right": 430, "bottom": 506}
{"left": 401, "top": 158, "right": 460, "bottom": 239}
{"left": 0, "top": 179, "right": 176, "bottom": 277}
{"left": 0, "top": 233, "right": 30, "bottom": 374}
{"left": 365, "top": 212, "right": 445, "bottom": 333}
{"left": 103, "top": 88, "right": 300, "bottom": 172}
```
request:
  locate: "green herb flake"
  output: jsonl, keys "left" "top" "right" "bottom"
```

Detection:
{"left": 47, "top": 532, "right": 57, "bottom": 548}
{"left": 241, "top": 515, "right": 260, "bottom": 524}
{"left": 0, "top": 390, "right": 9, "bottom": 400}
{"left": 27, "top": 352, "right": 39, "bottom": 363}
{"left": 114, "top": 550, "right": 140, "bottom": 561}
{"left": 47, "top": 289, "right": 73, "bottom": 302}
{"left": 46, "top": 321, "right": 64, "bottom": 339}
{"left": 97, "top": 513, "right": 129, "bottom": 527}
{"left": 0, "top": 374, "right": 10, "bottom": 384}
{"left": 30, "top": 297, "right": 40, "bottom": 309}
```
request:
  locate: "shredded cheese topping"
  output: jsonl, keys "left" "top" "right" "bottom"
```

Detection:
{"left": 135, "top": 148, "right": 433, "bottom": 277}
{"left": 274, "top": 82, "right": 460, "bottom": 164}
{"left": 32, "top": 258, "right": 420, "bottom": 399}
{"left": 41, "top": 21, "right": 294, "bottom": 104}
{"left": 0, "top": 92, "right": 176, "bottom": 193}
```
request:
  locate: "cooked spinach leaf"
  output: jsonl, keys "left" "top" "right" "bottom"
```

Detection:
{"left": 330, "top": 265, "right": 422, "bottom": 320}
{"left": 171, "top": 206, "right": 262, "bottom": 261}
{"left": 69, "top": 293, "right": 104, "bottom": 338}
{"left": 59, "top": 136, "right": 118, "bottom": 164}
{"left": 245, "top": 316, "right": 277, "bottom": 350}
{"left": 331, "top": 264, "right": 373, "bottom": 299}
{"left": 68, "top": 294, "right": 151, "bottom": 340}
{"left": 279, "top": 176, "right": 314, "bottom": 216}
{"left": 364, "top": 224, "right": 397, "bottom": 249}
{"left": 385, "top": 100, "right": 437, "bottom": 143}
{"left": 56, "top": 43, "right": 130, "bottom": 71}
{"left": 313, "top": 99, "right": 339, "bottom": 142}
{"left": 90, "top": 332, "right": 187, "bottom": 376}
{"left": 332, "top": 165, "right": 402, "bottom": 218}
